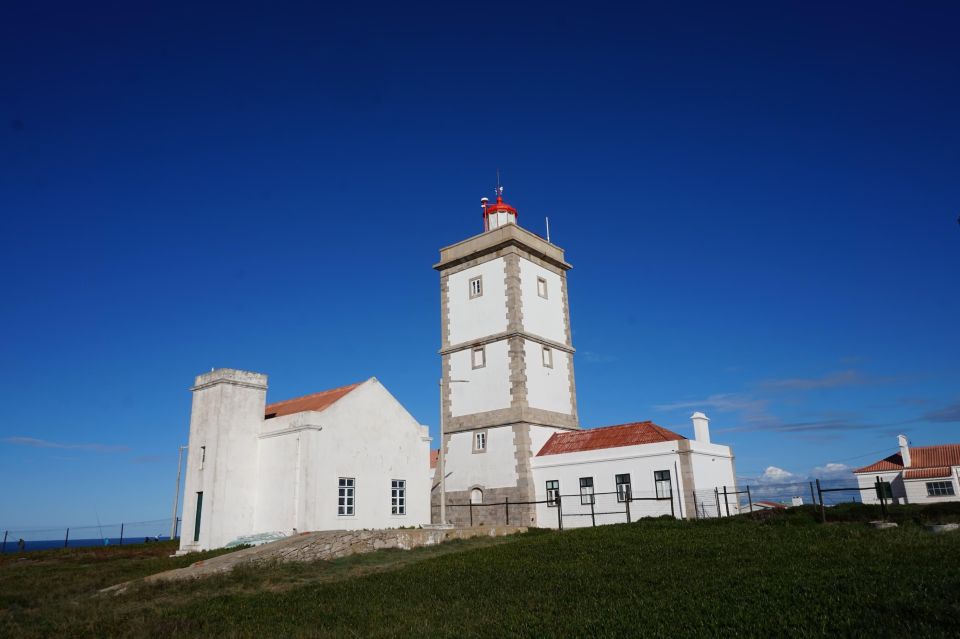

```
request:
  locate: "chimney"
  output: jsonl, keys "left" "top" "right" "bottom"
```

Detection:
{"left": 691, "top": 412, "right": 710, "bottom": 444}
{"left": 898, "top": 434, "right": 911, "bottom": 468}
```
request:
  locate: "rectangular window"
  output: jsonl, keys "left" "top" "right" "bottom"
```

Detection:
{"left": 193, "top": 492, "right": 203, "bottom": 542}
{"left": 927, "top": 481, "right": 956, "bottom": 497}
{"left": 469, "top": 276, "right": 483, "bottom": 299}
{"left": 474, "top": 431, "right": 487, "bottom": 451}
{"left": 654, "top": 470, "right": 672, "bottom": 499}
{"left": 537, "top": 276, "right": 548, "bottom": 299}
{"left": 542, "top": 346, "right": 553, "bottom": 368}
{"left": 338, "top": 477, "right": 355, "bottom": 516}
{"left": 546, "top": 480, "right": 559, "bottom": 507}
{"left": 579, "top": 477, "right": 594, "bottom": 505}
{"left": 472, "top": 346, "right": 486, "bottom": 369}
{"left": 200, "top": 445, "right": 206, "bottom": 470}
{"left": 616, "top": 474, "right": 632, "bottom": 502}
{"left": 391, "top": 479, "right": 406, "bottom": 515}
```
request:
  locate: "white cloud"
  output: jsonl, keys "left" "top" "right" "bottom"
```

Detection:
{"left": 811, "top": 463, "right": 853, "bottom": 479}
{"left": 760, "top": 466, "right": 798, "bottom": 483}
{"left": 3, "top": 436, "right": 130, "bottom": 454}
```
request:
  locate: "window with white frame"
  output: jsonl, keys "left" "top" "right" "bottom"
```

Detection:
{"left": 471, "top": 488, "right": 484, "bottom": 504}
{"left": 927, "top": 481, "right": 955, "bottom": 497}
{"left": 537, "top": 276, "right": 548, "bottom": 299}
{"left": 616, "top": 474, "right": 632, "bottom": 502}
{"left": 546, "top": 480, "right": 559, "bottom": 507}
{"left": 472, "top": 346, "right": 486, "bottom": 369}
{"left": 542, "top": 346, "right": 553, "bottom": 368}
{"left": 579, "top": 477, "right": 594, "bottom": 505}
{"left": 469, "top": 276, "right": 483, "bottom": 299}
{"left": 474, "top": 431, "right": 487, "bottom": 451}
{"left": 338, "top": 477, "right": 355, "bottom": 516}
{"left": 654, "top": 470, "right": 672, "bottom": 499}
{"left": 391, "top": 479, "right": 406, "bottom": 515}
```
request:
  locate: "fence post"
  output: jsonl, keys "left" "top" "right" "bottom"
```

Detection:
{"left": 590, "top": 495, "right": 596, "bottom": 527}
{"left": 714, "top": 488, "right": 721, "bottom": 518}
{"left": 723, "top": 486, "right": 730, "bottom": 517}
{"left": 816, "top": 479, "right": 826, "bottom": 523}
{"left": 119, "top": 523, "right": 124, "bottom": 546}
{"left": 2, "top": 530, "right": 7, "bottom": 554}
{"left": 809, "top": 481, "right": 817, "bottom": 507}
{"left": 469, "top": 502, "right": 474, "bottom": 527}
{"left": 625, "top": 488, "right": 632, "bottom": 524}
{"left": 557, "top": 495, "right": 563, "bottom": 531}
{"left": 64, "top": 528, "right": 70, "bottom": 548}
{"left": 505, "top": 497, "right": 509, "bottom": 526}
{"left": 746, "top": 485, "right": 754, "bottom": 518}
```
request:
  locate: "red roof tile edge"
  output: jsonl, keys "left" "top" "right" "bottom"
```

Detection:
{"left": 854, "top": 444, "right": 960, "bottom": 474}
{"left": 264, "top": 381, "right": 363, "bottom": 419}
{"left": 536, "top": 421, "right": 686, "bottom": 457}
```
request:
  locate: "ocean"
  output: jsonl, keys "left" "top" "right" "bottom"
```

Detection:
{"left": 1, "top": 536, "right": 173, "bottom": 554}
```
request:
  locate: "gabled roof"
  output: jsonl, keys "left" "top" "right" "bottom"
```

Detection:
{"left": 854, "top": 453, "right": 904, "bottom": 474}
{"left": 854, "top": 444, "right": 960, "bottom": 474}
{"left": 536, "top": 421, "right": 685, "bottom": 457}
{"left": 264, "top": 381, "right": 363, "bottom": 419}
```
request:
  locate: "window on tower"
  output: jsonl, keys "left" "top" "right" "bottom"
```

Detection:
{"left": 474, "top": 431, "right": 487, "bottom": 452}
{"left": 469, "top": 276, "right": 483, "bottom": 299}
{"left": 542, "top": 346, "right": 553, "bottom": 368}
{"left": 537, "top": 276, "right": 548, "bottom": 299}
{"left": 472, "top": 346, "right": 486, "bottom": 369}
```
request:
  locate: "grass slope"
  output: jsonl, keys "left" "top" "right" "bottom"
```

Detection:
{"left": 3, "top": 517, "right": 960, "bottom": 637}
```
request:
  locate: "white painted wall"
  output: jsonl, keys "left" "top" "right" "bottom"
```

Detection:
{"left": 523, "top": 339, "right": 572, "bottom": 414}
{"left": 179, "top": 370, "right": 267, "bottom": 553}
{"left": 444, "top": 426, "right": 518, "bottom": 492}
{"left": 449, "top": 339, "right": 512, "bottom": 417}
{"left": 518, "top": 257, "right": 566, "bottom": 344}
{"left": 903, "top": 473, "right": 960, "bottom": 504}
{"left": 530, "top": 425, "right": 567, "bottom": 457}
{"left": 446, "top": 257, "right": 507, "bottom": 346}
{"left": 180, "top": 374, "right": 431, "bottom": 552}
{"left": 531, "top": 442, "right": 684, "bottom": 528}
{"left": 687, "top": 440, "right": 739, "bottom": 515}
{"left": 855, "top": 471, "right": 904, "bottom": 504}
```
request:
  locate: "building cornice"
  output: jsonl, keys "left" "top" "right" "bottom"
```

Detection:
{"left": 434, "top": 224, "right": 571, "bottom": 272}
{"left": 439, "top": 330, "right": 575, "bottom": 356}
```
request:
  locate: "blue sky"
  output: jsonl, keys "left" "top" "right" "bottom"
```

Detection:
{"left": 1, "top": 1, "right": 958, "bottom": 527}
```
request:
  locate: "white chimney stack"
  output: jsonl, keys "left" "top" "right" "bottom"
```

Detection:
{"left": 898, "top": 434, "right": 911, "bottom": 468}
{"left": 691, "top": 412, "right": 711, "bottom": 444}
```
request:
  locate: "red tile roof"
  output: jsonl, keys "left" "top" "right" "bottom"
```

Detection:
{"left": 536, "top": 421, "right": 685, "bottom": 457}
{"left": 430, "top": 449, "right": 439, "bottom": 469}
{"left": 264, "top": 382, "right": 362, "bottom": 419}
{"left": 854, "top": 444, "right": 960, "bottom": 474}
{"left": 903, "top": 467, "right": 953, "bottom": 480}
{"left": 854, "top": 453, "right": 904, "bottom": 474}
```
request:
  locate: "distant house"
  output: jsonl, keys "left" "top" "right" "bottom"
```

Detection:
{"left": 854, "top": 435, "right": 960, "bottom": 505}
{"left": 743, "top": 500, "right": 787, "bottom": 512}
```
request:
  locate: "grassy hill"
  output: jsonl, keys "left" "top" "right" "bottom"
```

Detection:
{"left": 2, "top": 514, "right": 960, "bottom": 637}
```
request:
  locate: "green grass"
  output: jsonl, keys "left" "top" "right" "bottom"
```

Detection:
{"left": 3, "top": 517, "right": 960, "bottom": 637}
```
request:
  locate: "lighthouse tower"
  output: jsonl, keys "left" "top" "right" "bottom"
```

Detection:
{"left": 434, "top": 186, "right": 579, "bottom": 526}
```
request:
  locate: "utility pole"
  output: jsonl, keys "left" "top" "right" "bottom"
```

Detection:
{"left": 169, "top": 444, "right": 188, "bottom": 539}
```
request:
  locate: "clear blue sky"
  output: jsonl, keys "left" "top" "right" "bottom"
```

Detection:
{"left": 2, "top": 1, "right": 958, "bottom": 527}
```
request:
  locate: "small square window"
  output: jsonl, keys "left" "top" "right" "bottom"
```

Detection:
{"left": 472, "top": 346, "right": 486, "bottom": 369}
{"left": 546, "top": 480, "right": 559, "bottom": 507}
{"left": 474, "top": 431, "right": 487, "bottom": 451}
{"left": 338, "top": 477, "right": 355, "bottom": 516}
{"left": 537, "top": 276, "right": 548, "bottom": 299}
{"left": 542, "top": 346, "right": 553, "bottom": 368}
{"left": 469, "top": 276, "right": 483, "bottom": 299}
{"left": 926, "top": 481, "right": 955, "bottom": 497}
{"left": 579, "top": 477, "right": 594, "bottom": 505}
{"left": 654, "top": 470, "right": 672, "bottom": 499}
{"left": 616, "top": 473, "right": 632, "bottom": 502}
{"left": 391, "top": 479, "right": 406, "bottom": 515}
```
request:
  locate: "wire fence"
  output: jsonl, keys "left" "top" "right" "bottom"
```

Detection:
{"left": 1, "top": 518, "right": 180, "bottom": 554}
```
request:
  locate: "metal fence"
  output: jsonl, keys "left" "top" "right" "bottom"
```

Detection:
{"left": 1, "top": 518, "right": 179, "bottom": 553}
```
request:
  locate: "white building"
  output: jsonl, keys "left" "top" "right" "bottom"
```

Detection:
{"left": 179, "top": 371, "right": 431, "bottom": 552}
{"left": 854, "top": 435, "right": 960, "bottom": 505}
{"left": 434, "top": 188, "right": 739, "bottom": 526}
